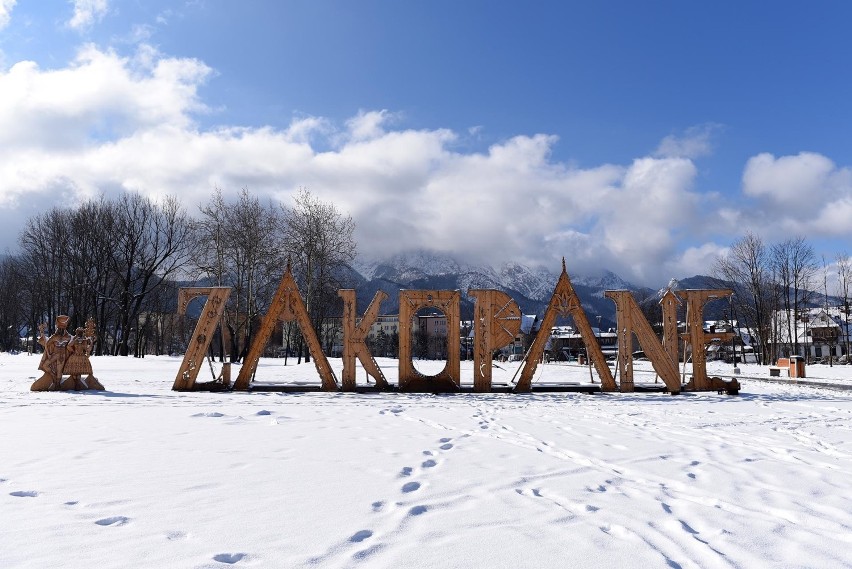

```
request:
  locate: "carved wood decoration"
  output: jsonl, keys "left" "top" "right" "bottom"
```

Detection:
{"left": 398, "top": 290, "right": 461, "bottom": 392}
{"left": 339, "top": 289, "right": 389, "bottom": 391}
{"left": 677, "top": 289, "right": 734, "bottom": 391}
{"left": 172, "top": 287, "right": 232, "bottom": 391}
{"left": 659, "top": 288, "right": 681, "bottom": 366}
{"left": 515, "top": 261, "right": 617, "bottom": 392}
{"left": 31, "top": 315, "right": 104, "bottom": 391}
{"left": 468, "top": 289, "right": 521, "bottom": 392}
{"left": 233, "top": 266, "right": 338, "bottom": 391}
{"left": 605, "top": 291, "right": 681, "bottom": 393}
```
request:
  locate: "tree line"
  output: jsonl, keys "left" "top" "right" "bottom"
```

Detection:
{"left": 714, "top": 232, "right": 852, "bottom": 365}
{"left": 0, "top": 188, "right": 356, "bottom": 358}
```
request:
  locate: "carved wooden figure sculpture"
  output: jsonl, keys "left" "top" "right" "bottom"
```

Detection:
{"left": 65, "top": 320, "right": 104, "bottom": 390}
{"left": 31, "top": 315, "right": 104, "bottom": 391}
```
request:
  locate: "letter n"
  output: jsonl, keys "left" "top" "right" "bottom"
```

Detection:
{"left": 604, "top": 291, "right": 680, "bottom": 393}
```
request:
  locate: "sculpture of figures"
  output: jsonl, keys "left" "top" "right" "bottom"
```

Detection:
{"left": 65, "top": 326, "right": 104, "bottom": 390}
{"left": 30, "top": 316, "right": 104, "bottom": 391}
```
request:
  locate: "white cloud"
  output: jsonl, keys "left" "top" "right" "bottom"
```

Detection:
{"left": 655, "top": 123, "right": 721, "bottom": 159}
{"left": 68, "top": 0, "right": 108, "bottom": 31}
{"left": 0, "top": 0, "right": 16, "bottom": 30}
{"left": 0, "top": 44, "right": 759, "bottom": 285}
{"left": 740, "top": 151, "right": 852, "bottom": 237}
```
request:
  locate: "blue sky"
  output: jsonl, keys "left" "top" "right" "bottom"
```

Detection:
{"left": 1, "top": 1, "right": 851, "bottom": 286}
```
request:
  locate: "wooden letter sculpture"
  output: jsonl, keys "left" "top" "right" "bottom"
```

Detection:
{"left": 398, "top": 290, "right": 461, "bottom": 392}
{"left": 605, "top": 291, "right": 681, "bottom": 393}
{"left": 339, "top": 289, "right": 389, "bottom": 391}
{"left": 233, "top": 265, "right": 338, "bottom": 391}
{"left": 468, "top": 289, "right": 521, "bottom": 392}
{"left": 515, "top": 261, "right": 617, "bottom": 392}
{"left": 678, "top": 289, "right": 740, "bottom": 394}
{"left": 172, "top": 287, "right": 232, "bottom": 391}
{"left": 31, "top": 316, "right": 104, "bottom": 391}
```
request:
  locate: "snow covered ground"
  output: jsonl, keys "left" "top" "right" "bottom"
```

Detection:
{"left": 2, "top": 353, "right": 852, "bottom": 568}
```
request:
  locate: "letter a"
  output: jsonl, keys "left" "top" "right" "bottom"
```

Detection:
{"left": 233, "top": 264, "right": 338, "bottom": 391}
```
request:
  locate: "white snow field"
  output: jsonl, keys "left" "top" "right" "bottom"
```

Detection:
{"left": 2, "top": 353, "right": 852, "bottom": 569}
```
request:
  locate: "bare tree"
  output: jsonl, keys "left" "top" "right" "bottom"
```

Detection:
{"left": 191, "top": 188, "right": 285, "bottom": 361}
{"left": 714, "top": 232, "right": 773, "bottom": 364}
{"left": 772, "top": 237, "right": 817, "bottom": 359}
{"left": 837, "top": 252, "right": 852, "bottom": 359}
{"left": 281, "top": 188, "right": 356, "bottom": 361}
{"left": 0, "top": 255, "right": 27, "bottom": 350}
{"left": 107, "top": 193, "right": 192, "bottom": 356}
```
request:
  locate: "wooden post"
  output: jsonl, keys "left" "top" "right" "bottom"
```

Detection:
{"left": 660, "top": 288, "right": 681, "bottom": 366}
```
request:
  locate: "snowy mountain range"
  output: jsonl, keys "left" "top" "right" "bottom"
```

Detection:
{"left": 348, "top": 251, "right": 656, "bottom": 326}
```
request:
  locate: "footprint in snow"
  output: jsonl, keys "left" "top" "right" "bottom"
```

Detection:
{"left": 439, "top": 437, "right": 452, "bottom": 443}
{"left": 399, "top": 467, "right": 413, "bottom": 477}
{"left": 95, "top": 516, "right": 130, "bottom": 526}
{"left": 440, "top": 443, "right": 453, "bottom": 450}
{"left": 10, "top": 491, "right": 39, "bottom": 498}
{"left": 421, "top": 459, "right": 437, "bottom": 468}
{"left": 64, "top": 501, "right": 79, "bottom": 506}
{"left": 349, "top": 529, "right": 373, "bottom": 543}
{"left": 255, "top": 410, "right": 272, "bottom": 416}
{"left": 213, "top": 552, "right": 248, "bottom": 564}
{"left": 371, "top": 501, "right": 384, "bottom": 512}
{"left": 408, "top": 505, "right": 428, "bottom": 516}
{"left": 402, "top": 481, "right": 421, "bottom": 493}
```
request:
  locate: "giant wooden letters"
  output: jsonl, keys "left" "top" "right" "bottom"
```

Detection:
{"left": 338, "top": 289, "right": 389, "bottom": 391}
{"left": 398, "top": 290, "right": 461, "bottom": 392}
{"left": 173, "top": 287, "right": 232, "bottom": 391}
{"left": 515, "top": 263, "right": 617, "bottom": 392}
{"left": 469, "top": 289, "right": 521, "bottom": 392}
{"left": 174, "top": 260, "right": 737, "bottom": 394}
{"left": 233, "top": 265, "right": 338, "bottom": 391}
